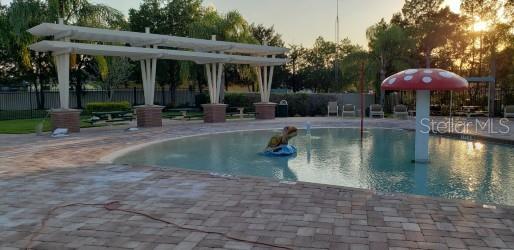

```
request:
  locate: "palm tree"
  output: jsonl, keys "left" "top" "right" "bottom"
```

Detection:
{"left": 5, "top": 0, "right": 51, "bottom": 109}
{"left": 48, "top": 0, "right": 126, "bottom": 108}
{"left": 189, "top": 8, "right": 257, "bottom": 102}
{"left": 367, "top": 20, "right": 414, "bottom": 104}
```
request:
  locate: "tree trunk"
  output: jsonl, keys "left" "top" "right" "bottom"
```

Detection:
{"left": 424, "top": 49, "right": 431, "bottom": 69}
{"left": 169, "top": 83, "right": 176, "bottom": 107}
{"left": 33, "top": 76, "right": 46, "bottom": 110}
{"left": 489, "top": 46, "right": 497, "bottom": 117}
{"left": 161, "top": 85, "right": 165, "bottom": 106}
{"left": 376, "top": 53, "right": 388, "bottom": 105}
{"left": 108, "top": 88, "right": 114, "bottom": 102}
{"left": 75, "top": 75, "right": 83, "bottom": 109}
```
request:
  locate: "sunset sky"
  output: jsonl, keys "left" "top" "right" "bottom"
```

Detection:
{"left": 0, "top": 0, "right": 462, "bottom": 47}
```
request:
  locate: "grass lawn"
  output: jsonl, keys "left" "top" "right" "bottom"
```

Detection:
{"left": 0, "top": 110, "right": 48, "bottom": 120}
{"left": 0, "top": 117, "right": 103, "bottom": 134}
{"left": 162, "top": 111, "right": 204, "bottom": 120}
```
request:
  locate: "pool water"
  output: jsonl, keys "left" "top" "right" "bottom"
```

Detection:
{"left": 115, "top": 128, "right": 514, "bottom": 206}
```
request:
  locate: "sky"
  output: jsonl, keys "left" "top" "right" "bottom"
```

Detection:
{"left": 0, "top": 0, "right": 461, "bottom": 47}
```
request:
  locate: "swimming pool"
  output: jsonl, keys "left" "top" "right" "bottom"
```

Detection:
{"left": 115, "top": 128, "right": 514, "bottom": 206}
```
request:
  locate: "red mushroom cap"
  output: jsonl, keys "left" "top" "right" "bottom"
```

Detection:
{"left": 381, "top": 69, "right": 468, "bottom": 91}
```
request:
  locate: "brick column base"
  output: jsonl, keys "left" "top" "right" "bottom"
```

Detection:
{"left": 135, "top": 105, "right": 163, "bottom": 128}
{"left": 50, "top": 109, "right": 81, "bottom": 133}
{"left": 254, "top": 102, "right": 277, "bottom": 120}
{"left": 202, "top": 104, "right": 227, "bottom": 123}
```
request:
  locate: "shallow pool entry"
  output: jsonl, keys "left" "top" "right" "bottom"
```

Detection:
{"left": 115, "top": 128, "right": 514, "bottom": 206}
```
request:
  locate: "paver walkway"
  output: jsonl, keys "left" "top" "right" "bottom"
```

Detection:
{"left": 1, "top": 117, "right": 513, "bottom": 250}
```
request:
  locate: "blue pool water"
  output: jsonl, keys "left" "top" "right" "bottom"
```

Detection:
{"left": 115, "top": 128, "right": 514, "bottom": 206}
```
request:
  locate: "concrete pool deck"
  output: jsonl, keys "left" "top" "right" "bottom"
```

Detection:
{"left": 1, "top": 117, "right": 514, "bottom": 249}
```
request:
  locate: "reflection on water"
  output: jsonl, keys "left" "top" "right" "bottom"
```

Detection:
{"left": 116, "top": 128, "right": 514, "bottom": 206}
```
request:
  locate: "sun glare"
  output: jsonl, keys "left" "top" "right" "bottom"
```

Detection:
{"left": 473, "top": 21, "right": 490, "bottom": 32}
{"left": 444, "top": 0, "right": 461, "bottom": 13}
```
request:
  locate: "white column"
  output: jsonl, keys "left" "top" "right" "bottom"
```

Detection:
{"left": 255, "top": 67, "right": 264, "bottom": 102}
{"left": 205, "top": 62, "right": 223, "bottom": 104}
{"left": 140, "top": 58, "right": 157, "bottom": 106}
{"left": 140, "top": 27, "right": 157, "bottom": 106}
{"left": 267, "top": 57, "right": 275, "bottom": 102}
{"left": 415, "top": 90, "right": 430, "bottom": 163}
{"left": 204, "top": 35, "right": 224, "bottom": 104}
{"left": 54, "top": 53, "right": 70, "bottom": 109}
{"left": 216, "top": 62, "right": 224, "bottom": 103}
{"left": 255, "top": 64, "right": 275, "bottom": 103}
{"left": 414, "top": 163, "right": 428, "bottom": 194}
{"left": 206, "top": 64, "right": 214, "bottom": 103}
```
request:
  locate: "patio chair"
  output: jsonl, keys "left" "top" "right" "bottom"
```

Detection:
{"left": 505, "top": 105, "right": 514, "bottom": 118}
{"left": 342, "top": 104, "right": 356, "bottom": 118}
{"left": 369, "top": 104, "right": 385, "bottom": 118}
{"left": 327, "top": 102, "right": 339, "bottom": 117}
{"left": 393, "top": 105, "right": 408, "bottom": 119}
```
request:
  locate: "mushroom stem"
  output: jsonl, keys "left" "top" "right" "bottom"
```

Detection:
{"left": 415, "top": 90, "right": 430, "bottom": 163}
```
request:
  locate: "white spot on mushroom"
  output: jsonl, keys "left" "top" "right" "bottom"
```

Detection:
{"left": 404, "top": 75, "right": 413, "bottom": 81}
{"left": 439, "top": 71, "right": 453, "bottom": 78}
{"left": 424, "top": 70, "right": 433, "bottom": 74}
{"left": 422, "top": 76, "right": 432, "bottom": 83}
{"left": 388, "top": 77, "right": 397, "bottom": 85}
{"left": 405, "top": 69, "right": 418, "bottom": 75}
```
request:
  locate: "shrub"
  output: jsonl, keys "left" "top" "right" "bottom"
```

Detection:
{"left": 85, "top": 101, "right": 131, "bottom": 114}
{"left": 505, "top": 93, "right": 514, "bottom": 105}
{"left": 224, "top": 93, "right": 259, "bottom": 111}
{"left": 195, "top": 93, "right": 210, "bottom": 109}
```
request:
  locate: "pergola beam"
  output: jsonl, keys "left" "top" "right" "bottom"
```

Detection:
{"left": 28, "top": 23, "right": 289, "bottom": 56}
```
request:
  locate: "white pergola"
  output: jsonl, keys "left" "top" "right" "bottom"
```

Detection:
{"left": 28, "top": 23, "right": 288, "bottom": 108}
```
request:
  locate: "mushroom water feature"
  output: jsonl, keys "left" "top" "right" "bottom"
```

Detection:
{"left": 381, "top": 69, "right": 469, "bottom": 163}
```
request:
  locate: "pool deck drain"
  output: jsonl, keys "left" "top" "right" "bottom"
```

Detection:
{"left": 1, "top": 117, "right": 514, "bottom": 249}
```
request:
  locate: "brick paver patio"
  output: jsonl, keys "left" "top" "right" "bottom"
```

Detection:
{"left": 1, "top": 118, "right": 513, "bottom": 249}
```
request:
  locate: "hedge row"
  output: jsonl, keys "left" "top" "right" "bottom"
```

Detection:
{"left": 85, "top": 101, "right": 131, "bottom": 114}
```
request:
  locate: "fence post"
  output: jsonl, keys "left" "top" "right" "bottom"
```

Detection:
{"left": 133, "top": 87, "right": 137, "bottom": 106}
{"left": 29, "top": 86, "right": 33, "bottom": 118}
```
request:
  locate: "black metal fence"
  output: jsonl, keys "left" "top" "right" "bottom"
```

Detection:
{"left": 0, "top": 88, "right": 200, "bottom": 120}
{"left": 385, "top": 85, "right": 514, "bottom": 116}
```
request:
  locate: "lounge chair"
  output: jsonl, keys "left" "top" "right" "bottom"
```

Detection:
{"left": 393, "top": 105, "right": 408, "bottom": 119}
{"left": 327, "top": 102, "right": 339, "bottom": 117}
{"left": 342, "top": 104, "right": 356, "bottom": 118}
{"left": 369, "top": 104, "right": 384, "bottom": 118}
{"left": 505, "top": 105, "right": 514, "bottom": 118}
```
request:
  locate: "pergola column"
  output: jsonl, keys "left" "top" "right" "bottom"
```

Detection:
{"left": 49, "top": 51, "right": 81, "bottom": 133}
{"left": 135, "top": 27, "right": 163, "bottom": 128}
{"left": 254, "top": 54, "right": 277, "bottom": 119}
{"left": 55, "top": 53, "right": 70, "bottom": 109}
{"left": 202, "top": 35, "right": 227, "bottom": 123}
{"left": 140, "top": 57, "right": 157, "bottom": 106}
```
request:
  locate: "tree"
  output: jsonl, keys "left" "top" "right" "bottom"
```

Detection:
{"left": 48, "top": 0, "right": 126, "bottom": 108}
{"left": 366, "top": 19, "right": 414, "bottom": 103}
{"left": 286, "top": 44, "right": 307, "bottom": 92}
{"left": 251, "top": 24, "right": 284, "bottom": 47}
{"left": 129, "top": 0, "right": 202, "bottom": 107}
{"left": 189, "top": 7, "right": 256, "bottom": 101}
{"left": 98, "top": 57, "right": 133, "bottom": 101}
{"left": 401, "top": 0, "right": 461, "bottom": 68}
{"left": 251, "top": 24, "right": 288, "bottom": 90}
{"left": 47, "top": 0, "right": 125, "bottom": 29}
{"left": 5, "top": 0, "right": 53, "bottom": 109}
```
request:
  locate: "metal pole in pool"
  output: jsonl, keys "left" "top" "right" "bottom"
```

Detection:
{"left": 359, "top": 62, "right": 365, "bottom": 141}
